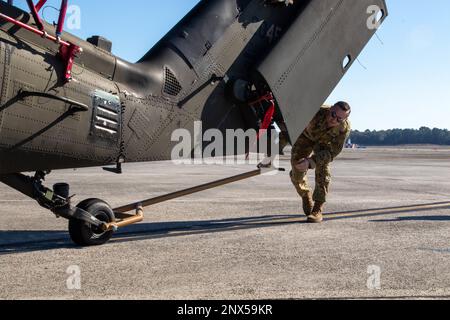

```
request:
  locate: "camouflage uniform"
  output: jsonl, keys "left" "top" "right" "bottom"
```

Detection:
{"left": 290, "top": 106, "right": 351, "bottom": 204}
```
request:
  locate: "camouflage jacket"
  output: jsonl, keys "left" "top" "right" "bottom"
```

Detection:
{"left": 302, "top": 106, "right": 351, "bottom": 167}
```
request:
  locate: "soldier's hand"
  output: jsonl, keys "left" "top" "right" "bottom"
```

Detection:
{"left": 295, "top": 159, "right": 310, "bottom": 172}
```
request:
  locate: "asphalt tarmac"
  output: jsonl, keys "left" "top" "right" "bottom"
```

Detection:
{"left": 1, "top": 147, "right": 450, "bottom": 299}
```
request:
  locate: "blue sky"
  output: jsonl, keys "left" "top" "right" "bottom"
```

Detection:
{"left": 12, "top": 0, "right": 450, "bottom": 130}
{"left": 327, "top": 0, "right": 450, "bottom": 131}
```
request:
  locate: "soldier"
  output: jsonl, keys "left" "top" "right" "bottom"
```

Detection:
{"left": 290, "top": 102, "right": 351, "bottom": 223}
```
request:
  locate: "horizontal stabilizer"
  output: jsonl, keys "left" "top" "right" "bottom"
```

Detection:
{"left": 258, "top": 0, "right": 388, "bottom": 141}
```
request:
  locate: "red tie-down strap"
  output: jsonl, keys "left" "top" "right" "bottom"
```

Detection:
{"left": 25, "top": 0, "right": 67, "bottom": 38}
{"left": 26, "top": 0, "right": 45, "bottom": 32}
{"left": 59, "top": 43, "right": 82, "bottom": 81}
{"left": 0, "top": 1, "right": 81, "bottom": 82}
{"left": 35, "top": 0, "right": 49, "bottom": 12}
{"left": 248, "top": 92, "right": 276, "bottom": 139}
{"left": 246, "top": 92, "right": 276, "bottom": 159}
{"left": 257, "top": 98, "right": 275, "bottom": 140}
{"left": 56, "top": 0, "right": 68, "bottom": 38}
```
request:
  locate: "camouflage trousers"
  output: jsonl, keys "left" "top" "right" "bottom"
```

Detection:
{"left": 290, "top": 135, "right": 331, "bottom": 204}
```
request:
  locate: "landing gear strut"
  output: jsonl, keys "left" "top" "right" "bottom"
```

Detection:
{"left": 0, "top": 171, "right": 143, "bottom": 246}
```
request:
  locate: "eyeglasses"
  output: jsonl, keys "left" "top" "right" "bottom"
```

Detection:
{"left": 331, "top": 110, "right": 345, "bottom": 123}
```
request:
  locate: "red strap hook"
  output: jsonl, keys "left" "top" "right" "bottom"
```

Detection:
{"left": 0, "top": 0, "right": 82, "bottom": 82}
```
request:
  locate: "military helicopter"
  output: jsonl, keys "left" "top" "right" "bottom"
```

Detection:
{"left": 0, "top": 0, "right": 387, "bottom": 246}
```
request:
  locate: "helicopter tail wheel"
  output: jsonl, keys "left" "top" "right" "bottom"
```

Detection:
{"left": 69, "top": 198, "right": 115, "bottom": 246}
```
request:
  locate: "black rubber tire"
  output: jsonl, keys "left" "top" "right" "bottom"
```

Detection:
{"left": 68, "top": 198, "right": 115, "bottom": 246}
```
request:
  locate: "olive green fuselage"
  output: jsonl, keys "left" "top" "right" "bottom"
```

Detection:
{"left": 0, "top": 0, "right": 388, "bottom": 175}
{"left": 0, "top": 0, "right": 305, "bottom": 174}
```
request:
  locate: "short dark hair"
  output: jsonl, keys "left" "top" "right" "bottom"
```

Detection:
{"left": 335, "top": 101, "right": 351, "bottom": 114}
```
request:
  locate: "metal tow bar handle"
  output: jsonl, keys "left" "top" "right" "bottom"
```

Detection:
{"left": 103, "top": 204, "right": 144, "bottom": 232}
{"left": 101, "top": 162, "right": 284, "bottom": 232}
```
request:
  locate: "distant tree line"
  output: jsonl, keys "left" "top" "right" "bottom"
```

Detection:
{"left": 350, "top": 127, "right": 450, "bottom": 146}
